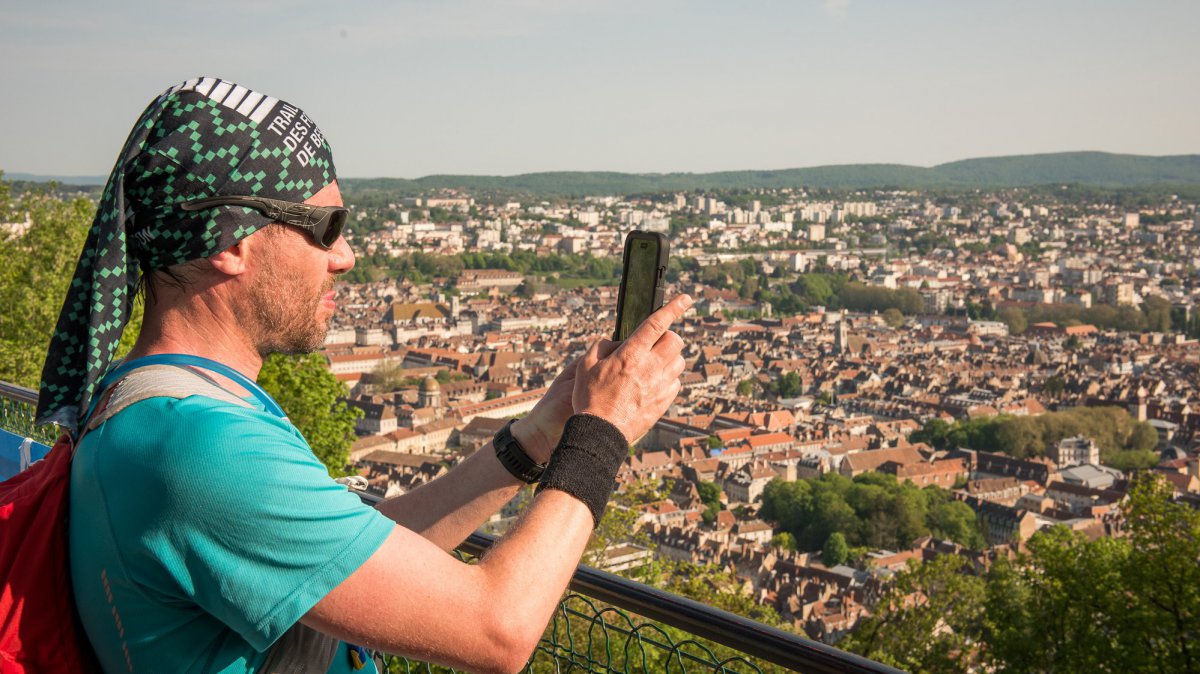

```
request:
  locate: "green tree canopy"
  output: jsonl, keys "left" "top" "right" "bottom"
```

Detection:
{"left": 842, "top": 475, "right": 1200, "bottom": 673}
{"left": 0, "top": 178, "right": 142, "bottom": 389}
{"left": 257, "top": 352, "right": 362, "bottom": 477}
{"left": 841, "top": 555, "right": 986, "bottom": 673}
{"left": 910, "top": 406, "right": 1158, "bottom": 464}
{"left": 759, "top": 473, "right": 984, "bottom": 553}
{"left": 822, "top": 531, "right": 849, "bottom": 566}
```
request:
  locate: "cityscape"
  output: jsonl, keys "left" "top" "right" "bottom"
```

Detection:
{"left": 307, "top": 179, "right": 1199, "bottom": 668}
{"left": 3, "top": 2, "right": 1198, "bottom": 670}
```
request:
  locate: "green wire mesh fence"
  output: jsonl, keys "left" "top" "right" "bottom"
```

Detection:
{"left": 0, "top": 381, "right": 57, "bottom": 446}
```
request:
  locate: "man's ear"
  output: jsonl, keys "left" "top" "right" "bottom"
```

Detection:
{"left": 208, "top": 238, "right": 250, "bottom": 277}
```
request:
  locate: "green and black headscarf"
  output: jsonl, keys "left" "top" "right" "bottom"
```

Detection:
{"left": 37, "top": 76, "right": 338, "bottom": 431}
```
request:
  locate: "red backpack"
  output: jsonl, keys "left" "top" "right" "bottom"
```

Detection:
{"left": 0, "top": 431, "right": 102, "bottom": 673}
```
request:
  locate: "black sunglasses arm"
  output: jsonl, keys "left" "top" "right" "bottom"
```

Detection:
{"left": 180, "top": 196, "right": 324, "bottom": 227}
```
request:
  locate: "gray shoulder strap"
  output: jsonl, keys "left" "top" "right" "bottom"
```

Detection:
{"left": 259, "top": 622, "right": 341, "bottom": 674}
{"left": 87, "top": 364, "right": 254, "bottom": 430}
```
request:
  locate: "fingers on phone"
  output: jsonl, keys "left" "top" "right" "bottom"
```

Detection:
{"left": 625, "top": 295, "right": 692, "bottom": 350}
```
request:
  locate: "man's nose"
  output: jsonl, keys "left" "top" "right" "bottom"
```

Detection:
{"left": 328, "top": 234, "right": 356, "bottom": 274}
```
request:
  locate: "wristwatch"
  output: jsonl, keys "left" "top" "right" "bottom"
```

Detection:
{"left": 493, "top": 419, "right": 546, "bottom": 484}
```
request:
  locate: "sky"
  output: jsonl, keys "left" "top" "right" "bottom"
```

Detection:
{"left": 2, "top": 0, "right": 1198, "bottom": 178}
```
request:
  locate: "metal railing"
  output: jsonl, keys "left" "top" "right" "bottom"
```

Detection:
{"left": 0, "top": 381, "right": 57, "bottom": 445}
{"left": 1, "top": 380, "right": 901, "bottom": 674}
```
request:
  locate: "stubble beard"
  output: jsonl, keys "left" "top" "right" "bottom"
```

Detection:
{"left": 247, "top": 262, "right": 333, "bottom": 357}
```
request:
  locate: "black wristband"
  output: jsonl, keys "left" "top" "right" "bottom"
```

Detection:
{"left": 493, "top": 419, "right": 546, "bottom": 484}
{"left": 536, "top": 413, "right": 628, "bottom": 527}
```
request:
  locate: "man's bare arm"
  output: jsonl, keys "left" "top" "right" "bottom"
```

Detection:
{"left": 371, "top": 357, "right": 578, "bottom": 551}
{"left": 371, "top": 434, "right": 530, "bottom": 551}
{"left": 305, "top": 296, "right": 692, "bottom": 674}
{"left": 305, "top": 490, "right": 593, "bottom": 674}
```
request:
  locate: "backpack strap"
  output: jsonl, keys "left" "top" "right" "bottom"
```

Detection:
{"left": 82, "top": 363, "right": 348, "bottom": 672}
{"left": 258, "top": 622, "right": 341, "bottom": 674}
{"left": 86, "top": 364, "right": 253, "bottom": 431}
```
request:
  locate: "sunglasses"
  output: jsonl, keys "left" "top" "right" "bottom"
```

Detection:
{"left": 180, "top": 195, "right": 349, "bottom": 249}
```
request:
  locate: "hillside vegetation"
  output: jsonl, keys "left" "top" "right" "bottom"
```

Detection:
{"left": 341, "top": 152, "right": 1200, "bottom": 197}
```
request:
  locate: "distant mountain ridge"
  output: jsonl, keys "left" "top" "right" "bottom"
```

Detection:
{"left": 9, "top": 152, "right": 1200, "bottom": 194}
{"left": 345, "top": 152, "right": 1200, "bottom": 196}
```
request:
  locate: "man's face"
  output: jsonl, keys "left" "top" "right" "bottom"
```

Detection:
{"left": 244, "top": 181, "right": 355, "bottom": 356}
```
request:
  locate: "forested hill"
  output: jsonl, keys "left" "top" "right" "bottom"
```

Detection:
{"left": 10, "top": 152, "right": 1200, "bottom": 196}
{"left": 342, "top": 152, "right": 1200, "bottom": 196}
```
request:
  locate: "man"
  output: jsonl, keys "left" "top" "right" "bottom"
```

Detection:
{"left": 39, "top": 77, "right": 689, "bottom": 673}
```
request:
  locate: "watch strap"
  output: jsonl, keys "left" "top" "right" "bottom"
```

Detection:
{"left": 494, "top": 419, "right": 546, "bottom": 484}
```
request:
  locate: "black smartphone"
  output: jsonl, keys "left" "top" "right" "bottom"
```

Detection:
{"left": 614, "top": 231, "right": 670, "bottom": 341}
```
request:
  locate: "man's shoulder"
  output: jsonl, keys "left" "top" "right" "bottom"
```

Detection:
{"left": 90, "top": 391, "right": 304, "bottom": 459}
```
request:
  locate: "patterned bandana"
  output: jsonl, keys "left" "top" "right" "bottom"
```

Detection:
{"left": 37, "top": 76, "right": 338, "bottom": 431}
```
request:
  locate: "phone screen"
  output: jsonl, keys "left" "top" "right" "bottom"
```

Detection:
{"left": 617, "top": 237, "right": 662, "bottom": 341}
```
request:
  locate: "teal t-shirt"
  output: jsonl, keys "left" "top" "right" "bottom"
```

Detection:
{"left": 69, "top": 393, "right": 394, "bottom": 673}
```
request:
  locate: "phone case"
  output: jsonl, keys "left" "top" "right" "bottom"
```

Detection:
{"left": 613, "top": 231, "right": 670, "bottom": 341}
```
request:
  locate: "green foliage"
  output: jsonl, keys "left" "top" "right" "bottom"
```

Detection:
{"left": 841, "top": 475, "right": 1200, "bottom": 673}
{"left": 995, "top": 297, "right": 1184, "bottom": 336}
{"left": 840, "top": 282, "right": 924, "bottom": 315}
{"left": 770, "top": 531, "right": 797, "bottom": 551}
{"left": 257, "top": 353, "right": 361, "bottom": 477}
{"left": 882, "top": 307, "right": 905, "bottom": 328}
{"left": 634, "top": 558, "right": 785, "bottom": 626}
{"left": 764, "top": 371, "right": 805, "bottom": 399}
{"left": 910, "top": 406, "right": 1158, "bottom": 464}
{"left": 582, "top": 478, "right": 666, "bottom": 566}
{"left": 822, "top": 532, "right": 850, "bottom": 566}
{"left": 1103, "top": 449, "right": 1160, "bottom": 472}
{"left": 341, "top": 153, "right": 1200, "bottom": 196}
{"left": 841, "top": 555, "right": 987, "bottom": 673}
{"left": 759, "top": 473, "right": 985, "bottom": 553}
{"left": 998, "top": 305, "right": 1028, "bottom": 334}
{"left": 0, "top": 178, "right": 142, "bottom": 389}
{"left": 696, "top": 480, "right": 722, "bottom": 524}
{"left": 985, "top": 476, "right": 1200, "bottom": 673}
{"left": 736, "top": 378, "right": 755, "bottom": 397}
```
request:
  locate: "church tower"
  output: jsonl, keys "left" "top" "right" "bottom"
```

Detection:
{"left": 834, "top": 319, "right": 848, "bottom": 355}
{"left": 419, "top": 375, "right": 442, "bottom": 409}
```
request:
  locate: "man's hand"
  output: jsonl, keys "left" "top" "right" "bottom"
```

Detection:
{"left": 572, "top": 295, "right": 692, "bottom": 442}
{"left": 511, "top": 358, "right": 579, "bottom": 464}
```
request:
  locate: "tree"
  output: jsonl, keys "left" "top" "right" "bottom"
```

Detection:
{"left": 770, "top": 531, "right": 797, "bottom": 551}
{"left": 1127, "top": 420, "right": 1159, "bottom": 451}
{"left": 697, "top": 480, "right": 723, "bottom": 524}
{"left": 584, "top": 504, "right": 649, "bottom": 567}
{"left": 257, "top": 352, "right": 362, "bottom": 477}
{"left": 984, "top": 475, "right": 1200, "bottom": 673}
{"left": 882, "top": 308, "right": 905, "bottom": 328}
{"left": 0, "top": 179, "right": 143, "bottom": 389}
{"left": 1141, "top": 295, "right": 1173, "bottom": 333}
{"left": 635, "top": 558, "right": 784, "bottom": 626}
{"left": 822, "top": 532, "right": 849, "bottom": 566}
{"left": 911, "top": 417, "right": 953, "bottom": 449}
{"left": 760, "top": 473, "right": 983, "bottom": 554}
{"left": 736, "top": 378, "right": 755, "bottom": 397}
{"left": 1042, "top": 375, "right": 1066, "bottom": 398}
{"left": 841, "top": 555, "right": 986, "bottom": 673}
{"left": 998, "top": 306, "right": 1027, "bottom": 335}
